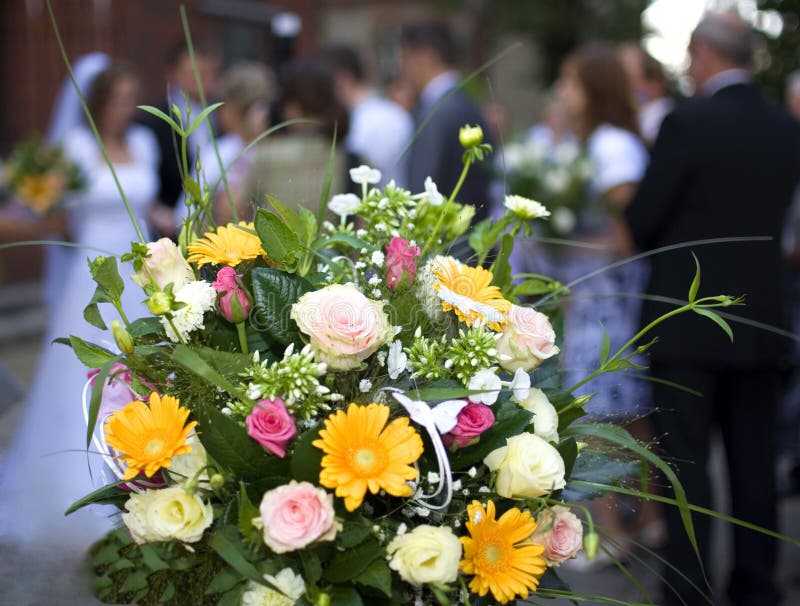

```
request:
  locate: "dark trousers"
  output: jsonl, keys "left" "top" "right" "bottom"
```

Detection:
{"left": 650, "top": 363, "right": 782, "bottom": 606}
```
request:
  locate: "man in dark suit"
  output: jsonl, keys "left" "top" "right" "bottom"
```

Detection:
{"left": 400, "top": 22, "right": 491, "bottom": 222}
{"left": 625, "top": 12, "right": 800, "bottom": 606}
{"left": 139, "top": 42, "right": 220, "bottom": 239}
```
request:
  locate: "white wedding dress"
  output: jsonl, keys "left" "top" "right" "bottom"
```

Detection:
{"left": 0, "top": 125, "right": 157, "bottom": 569}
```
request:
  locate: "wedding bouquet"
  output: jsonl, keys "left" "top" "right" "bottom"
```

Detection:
{"left": 501, "top": 136, "right": 591, "bottom": 237}
{"left": 65, "top": 113, "right": 736, "bottom": 606}
{"left": 2, "top": 135, "right": 84, "bottom": 215}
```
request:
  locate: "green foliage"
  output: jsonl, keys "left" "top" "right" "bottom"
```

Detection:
{"left": 68, "top": 336, "right": 116, "bottom": 368}
{"left": 250, "top": 268, "right": 313, "bottom": 346}
{"left": 451, "top": 399, "right": 532, "bottom": 470}
{"left": 254, "top": 209, "right": 302, "bottom": 270}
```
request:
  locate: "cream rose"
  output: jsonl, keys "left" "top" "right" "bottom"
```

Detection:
{"left": 122, "top": 486, "right": 213, "bottom": 544}
{"left": 258, "top": 481, "right": 338, "bottom": 553}
{"left": 290, "top": 284, "right": 391, "bottom": 371}
{"left": 386, "top": 524, "right": 462, "bottom": 586}
{"left": 131, "top": 238, "right": 194, "bottom": 291}
{"left": 496, "top": 305, "right": 559, "bottom": 372}
{"left": 484, "top": 433, "right": 566, "bottom": 498}
{"left": 168, "top": 431, "right": 209, "bottom": 488}
{"left": 518, "top": 388, "right": 560, "bottom": 443}
{"left": 530, "top": 506, "right": 584, "bottom": 566}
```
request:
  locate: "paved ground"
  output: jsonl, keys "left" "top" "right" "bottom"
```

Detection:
{"left": 0, "top": 285, "right": 797, "bottom": 605}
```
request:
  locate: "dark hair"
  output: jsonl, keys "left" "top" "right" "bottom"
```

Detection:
{"left": 280, "top": 58, "right": 348, "bottom": 139}
{"left": 166, "top": 39, "right": 220, "bottom": 67}
{"left": 324, "top": 45, "right": 365, "bottom": 82}
{"left": 400, "top": 22, "right": 457, "bottom": 67}
{"left": 566, "top": 44, "right": 640, "bottom": 138}
{"left": 86, "top": 63, "right": 138, "bottom": 122}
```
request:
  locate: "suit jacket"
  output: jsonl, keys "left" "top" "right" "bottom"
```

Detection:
{"left": 625, "top": 83, "right": 800, "bottom": 366}
{"left": 407, "top": 87, "right": 492, "bottom": 221}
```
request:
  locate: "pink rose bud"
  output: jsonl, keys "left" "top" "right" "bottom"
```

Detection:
{"left": 443, "top": 403, "right": 495, "bottom": 448}
{"left": 530, "top": 505, "right": 584, "bottom": 566}
{"left": 212, "top": 266, "right": 252, "bottom": 323}
{"left": 246, "top": 398, "right": 297, "bottom": 457}
{"left": 258, "top": 481, "right": 338, "bottom": 553}
{"left": 385, "top": 236, "right": 421, "bottom": 291}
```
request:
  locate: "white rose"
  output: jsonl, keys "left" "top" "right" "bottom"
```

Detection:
{"left": 131, "top": 238, "right": 194, "bottom": 291}
{"left": 517, "top": 388, "right": 559, "bottom": 443}
{"left": 263, "top": 568, "right": 305, "bottom": 601}
{"left": 168, "top": 431, "right": 209, "bottom": 487}
{"left": 122, "top": 486, "right": 213, "bottom": 544}
{"left": 386, "top": 524, "right": 462, "bottom": 586}
{"left": 484, "top": 433, "right": 566, "bottom": 498}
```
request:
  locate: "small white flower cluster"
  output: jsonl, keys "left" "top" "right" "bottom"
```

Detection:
{"left": 161, "top": 280, "right": 217, "bottom": 343}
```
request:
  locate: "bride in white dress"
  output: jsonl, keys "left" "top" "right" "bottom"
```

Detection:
{"left": 0, "top": 63, "right": 157, "bottom": 598}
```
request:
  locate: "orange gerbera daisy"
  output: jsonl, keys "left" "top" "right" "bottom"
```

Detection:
{"left": 312, "top": 403, "right": 423, "bottom": 511}
{"left": 104, "top": 392, "right": 197, "bottom": 480}
{"left": 187, "top": 221, "right": 265, "bottom": 268}
{"left": 460, "top": 500, "right": 547, "bottom": 604}
{"left": 431, "top": 256, "right": 511, "bottom": 331}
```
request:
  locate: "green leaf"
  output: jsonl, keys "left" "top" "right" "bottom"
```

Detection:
{"left": 85, "top": 355, "right": 123, "bottom": 446}
{"left": 693, "top": 307, "right": 734, "bottom": 341}
{"left": 185, "top": 101, "right": 224, "bottom": 136}
{"left": 302, "top": 550, "right": 323, "bottom": 584}
{"left": 237, "top": 482, "right": 262, "bottom": 547}
{"left": 139, "top": 544, "right": 170, "bottom": 571}
{"left": 208, "top": 526, "right": 266, "bottom": 585}
{"left": 317, "top": 129, "right": 338, "bottom": 226}
{"left": 599, "top": 327, "right": 611, "bottom": 366}
{"left": 355, "top": 558, "right": 392, "bottom": 597}
{"left": 329, "top": 586, "right": 364, "bottom": 606}
{"left": 337, "top": 517, "right": 372, "bottom": 548}
{"left": 510, "top": 277, "right": 560, "bottom": 297}
{"left": 289, "top": 427, "right": 324, "bottom": 484}
{"left": 216, "top": 584, "right": 246, "bottom": 606}
{"left": 171, "top": 345, "right": 248, "bottom": 401}
{"left": 206, "top": 570, "right": 242, "bottom": 596}
{"left": 299, "top": 207, "right": 318, "bottom": 244}
{"left": 451, "top": 399, "right": 532, "bottom": 470}
{"left": 250, "top": 268, "right": 313, "bottom": 344}
{"left": 493, "top": 233, "right": 514, "bottom": 293}
{"left": 688, "top": 252, "right": 701, "bottom": 303}
{"left": 127, "top": 317, "right": 164, "bottom": 338}
{"left": 119, "top": 569, "right": 149, "bottom": 593}
{"left": 137, "top": 104, "right": 182, "bottom": 133}
{"left": 312, "top": 232, "right": 369, "bottom": 252}
{"left": 69, "top": 335, "right": 116, "bottom": 368}
{"left": 184, "top": 176, "right": 202, "bottom": 202}
{"left": 83, "top": 287, "right": 108, "bottom": 330}
{"left": 254, "top": 209, "right": 301, "bottom": 268}
{"left": 89, "top": 255, "right": 125, "bottom": 304}
{"left": 323, "top": 538, "right": 383, "bottom": 583}
{"left": 556, "top": 437, "right": 578, "bottom": 478}
{"left": 266, "top": 194, "right": 305, "bottom": 238}
{"left": 65, "top": 481, "right": 129, "bottom": 515}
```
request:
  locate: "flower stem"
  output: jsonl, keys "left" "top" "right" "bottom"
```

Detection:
{"left": 421, "top": 157, "right": 473, "bottom": 258}
{"left": 236, "top": 321, "right": 249, "bottom": 355}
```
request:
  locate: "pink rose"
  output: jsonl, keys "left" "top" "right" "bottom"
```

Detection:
{"left": 212, "top": 266, "right": 252, "bottom": 323}
{"left": 530, "top": 505, "right": 584, "bottom": 566}
{"left": 131, "top": 238, "right": 194, "bottom": 291}
{"left": 290, "top": 284, "right": 391, "bottom": 370}
{"left": 258, "top": 481, "right": 338, "bottom": 553}
{"left": 88, "top": 363, "right": 147, "bottom": 421}
{"left": 385, "top": 237, "right": 421, "bottom": 291}
{"left": 246, "top": 398, "right": 297, "bottom": 457}
{"left": 496, "top": 305, "right": 559, "bottom": 372}
{"left": 443, "top": 403, "right": 495, "bottom": 448}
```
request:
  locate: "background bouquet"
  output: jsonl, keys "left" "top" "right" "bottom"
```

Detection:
{"left": 2, "top": 135, "right": 84, "bottom": 215}
{"left": 64, "top": 111, "right": 737, "bottom": 606}
{"left": 501, "top": 136, "right": 591, "bottom": 238}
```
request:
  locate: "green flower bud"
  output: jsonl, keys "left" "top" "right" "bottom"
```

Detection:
{"left": 184, "top": 475, "right": 199, "bottom": 494}
{"left": 583, "top": 531, "right": 599, "bottom": 560}
{"left": 459, "top": 124, "right": 484, "bottom": 148}
{"left": 111, "top": 320, "right": 134, "bottom": 354}
{"left": 209, "top": 473, "right": 225, "bottom": 491}
{"left": 315, "top": 592, "right": 331, "bottom": 606}
{"left": 147, "top": 291, "right": 173, "bottom": 316}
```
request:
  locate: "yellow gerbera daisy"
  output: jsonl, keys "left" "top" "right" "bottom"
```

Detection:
{"left": 187, "top": 221, "right": 265, "bottom": 268}
{"left": 105, "top": 392, "right": 197, "bottom": 480}
{"left": 312, "top": 403, "right": 423, "bottom": 511}
{"left": 460, "top": 500, "right": 547, "bottom": 604}
{"left": 431, "top": 256, "right": 511, "bottom": 331}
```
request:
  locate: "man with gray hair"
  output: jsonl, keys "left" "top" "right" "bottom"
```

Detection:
{"left": 625, "top": 11, "right": 800, "bottom": 606}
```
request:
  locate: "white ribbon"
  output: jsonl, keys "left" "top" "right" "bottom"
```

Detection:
{"left": 387, "top": 389, "right": 464, "bottom": 510}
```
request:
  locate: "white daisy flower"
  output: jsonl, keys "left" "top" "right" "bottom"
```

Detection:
{"left": 349, "top": 164, "right": 382, "bottom": 185}
{"left": 328, "top": 193, "right": 360, "bottom": 218}
{"left": 467, "top": 369, "right": 502, "bottom": 405}
{"left": 504, "top": 194, "right": 551, "bottom": 220}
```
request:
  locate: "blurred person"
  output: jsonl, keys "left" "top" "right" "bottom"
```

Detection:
{"left": 525, "top": 90, "right": 577, "bottom": 150}
{"left": 139, "top": 40, "right": 221, "bottom": 238}
{"left": 400, "top": 21, "right": 492, "bottom": 221}
{"left": 619, "top": 42, "right": 674, "bottom": 146}
{"left": 786, "top": 69, "right": 800, "bottom": 122}
{"left": 554, "top": 43, "right": 660, "bottom": 564}
{"left": 199, "top": 61, "right": 275, "bottom": 224}
{"left": 244, "top": 58, "right": 349, "bottom": 216}
{"left": 625, "top": 12, "right": 800, "bottom": 606}
{"left": 325, "top": 44, "right": 413, "bottom": 187}
{"left": 0, "top": 63, "right": 158, "bottom": 596}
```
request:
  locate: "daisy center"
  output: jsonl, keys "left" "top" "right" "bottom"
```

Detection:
{"left": 484, "top": 544, "right": 502, "bottom": 564}
{"left": 144, "top": 438, "right": 165, "bottom": 457}
{"left": 352, "top": 446, "right": 384, "bottom": 475}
